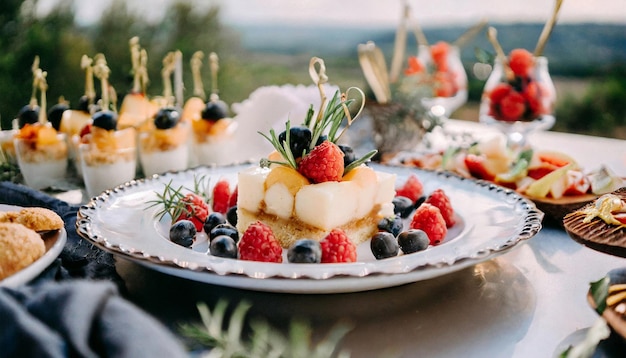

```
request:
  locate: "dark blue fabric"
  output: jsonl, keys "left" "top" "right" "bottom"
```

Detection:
{"left": 0, "top": 182, "right": 188, "bottom": 357}
{"left": 0, "top": 281, "right": 187, "bottom": 358}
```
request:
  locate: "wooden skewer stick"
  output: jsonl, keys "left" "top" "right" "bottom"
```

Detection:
{"left": 191, "top": 51, "right": 206, "bottom": 100}
{"left": 389, "top": 0, "right": 409, "bottom": 84}
{"left": 487, "top": 27, "right": 514, "bottom": 81}
{"left": 453, "top": 18, "right": 488, "bottom": 49}
{"left": 534, "top": 0, "right": 564, "bottom": 57}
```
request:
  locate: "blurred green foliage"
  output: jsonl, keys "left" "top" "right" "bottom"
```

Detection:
{"left": 554, "top": 65, "right": 626, "bottom": 138}
{"left": 1, "top": 1, "right": 624, "bottom": 139}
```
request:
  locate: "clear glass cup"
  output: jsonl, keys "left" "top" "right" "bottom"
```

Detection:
{"left": 479, "top": 56, "right": 556, "bottom": 149}
{"left": 0, "top": 129, "right": 18, "bottom": 165}
{"left": 192, "top": 118, "right": 238, "bottom": 166}
{"left": 417, "top": 44, "right": 468, "bottom": 119}
{"left": 138, "top": 122, "right": 190, "bottom": 176}
{"left": 14, "top": 133, "right": 68, "bottom": 190}
{"left": 79, "top": 128, "right": 137, "bottom": 198}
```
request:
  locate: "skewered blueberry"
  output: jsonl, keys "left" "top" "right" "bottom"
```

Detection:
{"left": 393, "top": 196, "right": 414, "bottom": 218}
{"left": 77, "top": 95, "right": 91, "bottom": 113}
{"left": 278, "top": 126, "right": 312, "bottom": 159}
{"left": 201, "top": 99, "right": 228, "bottom": 121}
{"left": 415, "top": 195, "right": 427, "bottom": 209}
{"left": 398, "top": 229, "right": 430, "bottom": 254}
{"left": 169, "top": 220, "right": 196, "bottom": 247}
{"left": 287, "top": 239, "right": 322, "bottom": 263}
{"left": 48, "top": 102, "right": 69, "bottom": 131}
{"left": 92, "top": 110, "right": 117, "bottom": 130}
{"left": 209, "top": 235, "right": 238, "bottom": 259}
{"left": 226, "top": 205, "right": 238, "bottom": 226}
{"left": 377, "top": 215, "right": 403, "bottom": 237}
{"left": 370, "top": 232, "right": 399, "bottom": 259}
{"left": 17, "top": 104, "right": 40, "bottom": 128}
{"left": 154, "top": 107, "right": 180, "bottom": 130}
{"left": 339, "top": 145, "right": 356, "bottom": 168}
{"left": 315, "top": 134, "right": 328, "bottom": 146}
{"left": 203, "top": 212, "right": 227, "bottom": 234}
{"left": 209, "top": 223, "right": 239, "bottom": 243}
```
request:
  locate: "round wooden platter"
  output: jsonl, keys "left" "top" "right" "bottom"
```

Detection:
{"left": 528, "top": 193, "right": 597, "bottom": 226}
{"left": 562, "top": 187, "right": 626, "bottom": 257}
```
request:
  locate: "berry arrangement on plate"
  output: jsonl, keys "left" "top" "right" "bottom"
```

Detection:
{"left": 148, "top": 57, "right": 459, "bottom": 264}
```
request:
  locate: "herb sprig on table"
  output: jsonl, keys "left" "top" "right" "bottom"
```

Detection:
{"left": 180, "top": 300, "right": 352, "bottom": 358}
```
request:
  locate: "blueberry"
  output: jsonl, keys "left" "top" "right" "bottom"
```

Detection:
{"left": 377, "top": 215, "right": 403, "bottom": 237}
{"left": 154, "top": 107, "right": 180, "bottom": 130}
{"left": 209, "top": 223, "right": 239, "bottom": 243}
{"left": 201, "top": 99, "right": 228, "bottom": 121}
{"left": 315, "top": 134, "right": 328, "bottom": 146}
{"left": 393, "top": 196, "right": 414, "bottom": 218}
{"left": 278, "top": 126, "right": 312, "bottom": 159}
{"left": 17, "top": 104, "right": 40, "bottom": 128}
{"left": 370, "top": 232, "right": 399, "bottom": 259}
{"left": 339, "top": 145, "right": 356, "bottom": 168}
{"left": 415, "top": 195, "right": 427, "bottom": 209}
{"left": 92, "top": 110, "right": 117, "bottom": 130}
{"left": 287, "top": 239, "right": 321, "bottom": 263}
{"left": 77, "top": 95, "right": 92, "bottom": 113}
{"left": 209, "top": 235, "right": 238, "bottom": 259}
{"left": 226, "top": 205, "right": 238, "bottom": 226}
{"left": 169, "top": 220, "right": 196, "bottom": 247}
{"left": 203, "top": 212, "right": 227, "bottom": 234}
{"left": 398, "top": 229, "right": 430, "bottom": 254}
{"left": 48, "top": 102, "right": 69, "bottom": 131}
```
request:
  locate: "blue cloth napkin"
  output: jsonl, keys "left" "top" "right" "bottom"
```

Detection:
{"left": 0, "top": 182, "right": 188, "bottom": 357}
{"left": 0, "top": 280, "right": 187, "bottom": 357}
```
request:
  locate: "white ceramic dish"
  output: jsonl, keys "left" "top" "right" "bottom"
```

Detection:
{"left": 76, "top": 163, "right": 543, "bottom": 293}
{"left": 0, "top": 204, "right": 67, "bottom": 288}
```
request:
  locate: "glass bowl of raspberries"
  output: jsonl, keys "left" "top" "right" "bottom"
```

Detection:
{"left": 479, "top": 48, "right": 556, "bottom": 149}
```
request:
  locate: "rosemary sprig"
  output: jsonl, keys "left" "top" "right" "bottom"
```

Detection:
{"left": 180, "top": 300, "right": 352, "bottom": 358}
{"left": 258, "top": 121, "right": 298, "bottom": 169}
{"left": 145, "top": 175, "right": 209, "bottom": 220}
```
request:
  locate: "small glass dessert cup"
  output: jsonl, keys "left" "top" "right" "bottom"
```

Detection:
{"left": 413, "top": 42, "right": 468, "bottom": 120}
{"left": 139, "top": 121, "right": 190, "bottom": 176}
{"left": 0, "top": 129, "right": 18, "bottom": 165}
{"left": 79, "top": 127, "right": 137, "bottom": 198}
{"left": 14, "top": 124, "right": 68, "bottom": 190}
{"left": 192, "top": 118, "right": 238, "bottom": 166}
{"left": 480, "top": 53, "right": 556, "bottom": 150}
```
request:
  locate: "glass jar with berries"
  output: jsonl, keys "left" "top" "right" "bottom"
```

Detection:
{"left": 479, "top": 48, "right": 556, "bottom": 149}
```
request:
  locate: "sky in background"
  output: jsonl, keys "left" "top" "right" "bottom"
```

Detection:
{"left": 39, "top": 0, "right": 626, "bottom": 27}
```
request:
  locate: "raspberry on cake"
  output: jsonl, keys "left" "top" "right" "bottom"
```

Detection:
{"left": 236, "top": 57, "right": 396, "bottom": 249}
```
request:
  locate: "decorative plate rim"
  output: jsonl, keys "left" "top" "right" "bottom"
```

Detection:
{"left": 76, "top": 162, "right": 543, "bottom": 285}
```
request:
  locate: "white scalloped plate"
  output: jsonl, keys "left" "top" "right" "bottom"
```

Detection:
{"left": 0, "top": 204, "right": 66, "bottom": 288}
{"left": 76, "top": 163, "right": 543, "bottom": 293}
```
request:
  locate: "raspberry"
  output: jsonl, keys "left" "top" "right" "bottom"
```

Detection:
{"left": 320, "top": 229, "right": 357, "bottom": 263}
{"left": 410, "top": 203, "right": 447, "bottom": 245}
{"left": 508, "top": 48, "right": 534, "bottom": 77}
{"left": 404, "top": 56, "right": 425, "bottom": 76}
{"left": 498, "top": 90, "right": 526, "bottom": 121}
{"left": 238, "top": 221, "right": 283, "bottom": 263}
{"left": 488, "top": 83, "right": 512, "bottom": 105}
{"left": 297, "top": 140, "right": 344, "bottom": 183}
{"left": 228, "top": 185, "right": 238, "bottom": 208}
{"left": 174, "top": 193, "right": 209, "bottom": 232}
{"left": 396, "top": 174, "right": 424, "bottom": 203}
{"left": 430, "top": 41, "right": 450, "bottom": 72}
{"left": 212, "top": 179, "right": 231, "bottom": 214}
{"left": 425, "top": 189, "right": 455, "bottom": 227}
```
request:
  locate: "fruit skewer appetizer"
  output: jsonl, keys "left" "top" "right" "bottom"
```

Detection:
{"left": 78, "top": 54, "right": 137, "bottom": 198}
{"left": 117, "top": 37, "right": 159, "bottom": 131}
{"left": 190, "top": 52, "right": 237, "bottom": 166}
{"left": 138, "top": 51, "right": 190, "bottom": 176}
{"left": 13, "top": 56, "right": 69, "bottom": 190}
